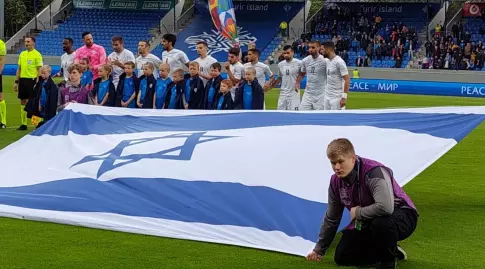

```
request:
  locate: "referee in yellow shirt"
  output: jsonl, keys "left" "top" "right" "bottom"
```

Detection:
{"left": 0, "top": 39, "right": 6, "bottom": 129}
{"left": 13, "top": 36, "right": 43, "bottom": 131}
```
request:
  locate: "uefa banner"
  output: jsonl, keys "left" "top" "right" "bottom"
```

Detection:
{"left": 349, "top": 78, "right": 485, "bottom": 98}
{"left": 73, "top": 0, "right": 173, "bottom": 10}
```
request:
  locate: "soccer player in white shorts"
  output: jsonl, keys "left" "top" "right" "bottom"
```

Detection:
{"left": 322, "top": 41, "right": 350, "bottom": 110}
{"left": 271, "top": 45, "right": 302, "bottom": 110}
{"left": 296, "top": 41, "right": 328, "bottom": 111}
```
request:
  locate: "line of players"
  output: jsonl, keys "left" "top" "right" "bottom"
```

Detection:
{"left": 91, "top": 39, "right": 349, "bottom": 111}
{"left": 27, "top": 38, "right": 349, "bottom": 128}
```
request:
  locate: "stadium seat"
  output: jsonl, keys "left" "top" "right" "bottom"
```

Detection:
{"left": 25, "top": 9, "right": 167, "bottom": 56}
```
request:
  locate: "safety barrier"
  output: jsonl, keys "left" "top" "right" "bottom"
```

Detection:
{"left": 3, "top": 64, "right": 484, "bottom": 98}
{"left": 349, "top": 78, "right": 485, "bottom": 98}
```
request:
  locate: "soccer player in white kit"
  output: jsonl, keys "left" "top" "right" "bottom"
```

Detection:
{"left": 161, "top": 34, "right": 190, "bottom": 76}
{"left": 194, "top": 41, "right": 217, "bottom": 86}
{"left": 322, "top": 41, "right": 350, "bottom": 110}
{"left": 270, "top": 45, "right": 302, "bottom": 110}
{"left": 243, "top": 49, "right": 274, "bottom": 91}
{"left": 225, "top": 47, "right": 244, "bottom": 101}
{"left": 136, "top": 40, "right": 162, "bottom": 78}
{"left": 55, "top": 38, "right": 75, "bottom": 83}
{"left": 296, "top": 41, "right": 328, "bottom": 111}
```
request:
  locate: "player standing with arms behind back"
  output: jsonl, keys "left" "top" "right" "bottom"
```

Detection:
{"left": 322, "top": 41, "right": 350, "bottom": 110}
{"left": 271, "top": 45, "right": 302, "bottom": 110}
{"left": 296, "top": 41, "right": 327, "bottom": 111}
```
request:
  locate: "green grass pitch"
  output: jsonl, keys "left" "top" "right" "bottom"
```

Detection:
{"left": 1, "top": 75, "right": 485, "bottom": 268}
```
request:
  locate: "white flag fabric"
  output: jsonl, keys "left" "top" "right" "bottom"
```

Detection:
{"left": 1, "top": 104, "right": 485, "bottom": 256}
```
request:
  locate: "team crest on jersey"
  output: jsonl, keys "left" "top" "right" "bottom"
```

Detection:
{"left": 185, "top": 27, "right": 257, "bottom": 55}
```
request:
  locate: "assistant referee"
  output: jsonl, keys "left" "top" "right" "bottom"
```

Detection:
{"left": 0, "top": 39, "right": 6, "bottom": 129}
{"left": 13, "top": 36, "right": 43, "bottom": 131}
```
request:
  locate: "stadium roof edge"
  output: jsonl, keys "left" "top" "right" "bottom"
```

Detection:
{"left": 234, "top": 0, "right": 306, "bottom": 2}
{"left": 326, "top": 0, "right": 444, "bottom": 3}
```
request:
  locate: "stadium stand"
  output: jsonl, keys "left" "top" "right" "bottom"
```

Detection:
{"left": 303, "top": 3, "right": 438, "bottom": 68}
{"left": 419, "top": 17, "right": 485, "bottom": 71}
{"left": 27, "top": 9, "right": 167, "bottom": 55}
{"left": 261, "top": 36, "right": 285, "bottom": 63}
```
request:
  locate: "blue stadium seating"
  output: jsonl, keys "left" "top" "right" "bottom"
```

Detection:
{"left": 464, "top": 17, "right": 485, "bottom": 43}
{"left": 261, "top": 37, "right": 284, "bottom": 62}
{"left": 151, "top": 44, "right": 164, "bottom": 57}
{"left": 29, "top": 9, "right": 167, "bottom": 56}
{"left": 310, "top": 33, "right": 411, "bottom": 68}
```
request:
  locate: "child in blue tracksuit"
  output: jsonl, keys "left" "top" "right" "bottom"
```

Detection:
{"left": 213, "top": 79, "right": 234, "bottom": 110}
{"left": 93, "top": 64, "right": 116, "bottom": 107}
{"left": 137, "top": 62, "right": 156, "bottom": 109}
{"left": 204, "top": 62, "right": 223, "bottom": 109}
{"left": 234, "top": 66, "right": 264, "bottom": 110}
{"left": 153, "top": 63, "right": 172, "bottom": 109}
{"left": 79, "top": 57, "right": 93, "bottom": 89}
{"left": 116, "top": 61, "right": 138, "bottom": 108}
{"left": 185, "top": 62, "right": 205, "bottom": 109}
{"left": 165, "top": 69, "right": 187, "bottom": 109}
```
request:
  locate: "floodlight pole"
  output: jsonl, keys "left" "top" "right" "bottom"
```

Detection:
{"left": 0, "top": 0, "right": 4, "bottom": 40}
{"left": 34, "top": 0, "right": 39, "bottom": 30}
{"left": 173, "top": 0, "right": 177, "bottom": 34}
{"left": 303, "top": 0, "right": 306, "bottom": 34}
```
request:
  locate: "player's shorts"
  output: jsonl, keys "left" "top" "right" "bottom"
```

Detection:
{"left": 277, "top": 92, "right": 301, "bottom": 111}
{"left": 18, "top": 78, "right": 36, "bottom": 100}
{"left": 299, "top": 92, "right": 324, "bottom": 111}
{"left": 323, "top": 97, "right": 345, "bottom": 110}
{"left": 0, "top": 74, "right": 3, "bottom": 93}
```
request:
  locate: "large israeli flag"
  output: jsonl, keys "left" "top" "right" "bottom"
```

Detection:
{"left": 1, "top": 104, "right": 485, "bottom": 256}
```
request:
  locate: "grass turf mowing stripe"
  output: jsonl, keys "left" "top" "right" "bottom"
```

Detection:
{"left": 0, "top": 75, "right": 484, "bottom": 268}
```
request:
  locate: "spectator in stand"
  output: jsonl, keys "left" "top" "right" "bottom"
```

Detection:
{"left": 420, "top": 32, "right": 485, "bottom": 71}
{"left": 74, "top": 32, "right": 107, "bottom": 81}
{"left": 434, "top": 23, "right": 442, "bottom": 38}
{"left": 307, "top": 6, "right": 418, "bottom": 68}
{"left": 393, "top": 56, "right": 402, "bottom": 68}
{"left": 355, "top": 56, "right": 363, "bottom": 67}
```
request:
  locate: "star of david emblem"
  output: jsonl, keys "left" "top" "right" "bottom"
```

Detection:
{"left": 70, "top": 132, "right": 235, "bottom": 179}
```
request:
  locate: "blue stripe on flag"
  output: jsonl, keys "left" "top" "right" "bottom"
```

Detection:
{"left": 33, "top": 110, "right": 485, "bottom": 141}
{"left": 0, "top": 177, "right": 347, "bottom": 242}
